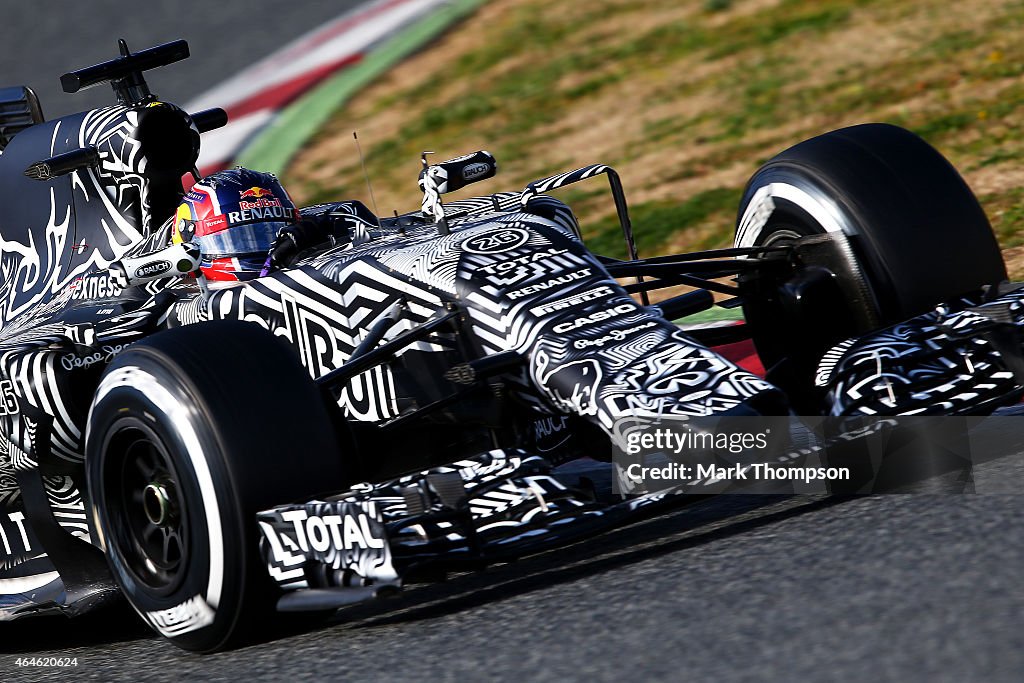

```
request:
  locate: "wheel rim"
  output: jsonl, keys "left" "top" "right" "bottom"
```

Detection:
{"left": 104, "top": 421, "right": 191, "bottom": 596}
{"left": 761, "top": 227, "right": 806, "bottom": 247}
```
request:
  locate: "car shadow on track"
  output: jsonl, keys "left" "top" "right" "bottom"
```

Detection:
{"left": 0, "top": 601, "right": 155, "bottom": 654}
{"left": 151, "top": 493, "right": 859, "bottom": 651}
{"left": 343, "top": 454, "right": 1011, "bottom": 632}
{"left": 0, "top": 463, "right": 995, "bottom": 654}
{"left": 318, "top": 424, "right": 1015, "bottom": 633}
{"left": 322, "top": 492, "right": 848, "bottom": 630}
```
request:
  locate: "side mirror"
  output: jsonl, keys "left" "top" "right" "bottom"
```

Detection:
{"left": 422, "top": 150, "right": 497, "bottom": 195}
{"left": 419, "top": 150, "right": 497, "bottom": 234}
{"left": 108, "top": 242, "right": 201, "bottom": 288}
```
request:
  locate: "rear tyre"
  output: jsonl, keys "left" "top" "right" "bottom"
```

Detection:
{"left": 86, "top": 320, "right": 345, "bottom": 652}
{"left": 734, "top": 123, "right": 1006, "bottom": 403}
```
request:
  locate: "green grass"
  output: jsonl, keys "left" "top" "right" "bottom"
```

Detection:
{"left": 706, "top": 3, "right": 855, "bottom": 58}
{"left": 291, "top": 0, "right": 1024, "bottom": 273}
{"left": 987, "top": 187, "right": 1024, "bottom": 246}
{"left": 917, "top": 29, "right": 983, "bottom": 59}
{"left": 583, "top": 187, "right": 740, "bottom": 259}
{"left": 676, "top": 305, "right": 744, "bottom": 325}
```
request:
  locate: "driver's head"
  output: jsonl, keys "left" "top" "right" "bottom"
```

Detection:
{"left": 173, "top": 168, "right": 297, "bottom": 282}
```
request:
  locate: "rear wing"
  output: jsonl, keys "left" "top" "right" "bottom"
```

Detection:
{"left": 0, "top": 86, "right": 44, "bottom": 151}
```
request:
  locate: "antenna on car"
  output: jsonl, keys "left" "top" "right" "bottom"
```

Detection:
{"left": 353, "top": 132, "right": 384, "bottom": 232}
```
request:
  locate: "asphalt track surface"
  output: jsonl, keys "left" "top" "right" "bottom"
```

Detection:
{"left": 0, "top": 0, "right": 365, "bottom": 118}
{"left": 1, "top": 3, "right": 1023, "bottom": 682}
{"left": 1, "top": 474, "right": 1022, "bottom": 682}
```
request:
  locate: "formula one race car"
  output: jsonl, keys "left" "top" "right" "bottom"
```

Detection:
{"left": 1, "top": 41, "right": 1021, "bottom": 652}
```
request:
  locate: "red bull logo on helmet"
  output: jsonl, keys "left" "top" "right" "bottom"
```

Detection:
{"left": 238, "top": 186, "right": 287, "bottom": 212}
{"left": 240, "top": 186, "right": 274, "bottom": 199}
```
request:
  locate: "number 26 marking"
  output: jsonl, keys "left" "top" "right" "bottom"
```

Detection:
{"left": 0, "top": 380, "right": 19, "bottom": 415}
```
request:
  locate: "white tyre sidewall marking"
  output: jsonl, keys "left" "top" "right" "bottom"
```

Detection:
{"left": 735, "top": 182, "right": 850, "bottom": 249}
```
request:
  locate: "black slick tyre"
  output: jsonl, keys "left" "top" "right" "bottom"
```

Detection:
{"left": 85, "top": 320, "right": 345, "bottom": 652}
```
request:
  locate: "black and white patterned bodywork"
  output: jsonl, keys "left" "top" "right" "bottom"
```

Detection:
{"left": 0, "top": 115, "right": 784, "bottom": 616}
{"left": 2, "top": 90, "right": 1022, "bottom": 620}
{"left": 816, "top": 286, "right": 1024, "bottom": 416}
{"left": 0, "top": 96, "right": 205, "bottom": 616}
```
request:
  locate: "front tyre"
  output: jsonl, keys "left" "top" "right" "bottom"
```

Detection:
{"left": 736, "top": 123, "right": 1005, "bottom": 326}
{"left": 86, "top": 320, "right": 345, "bottom": 652}
{"left": 734, "top": 124, "right": 1006, "bottom": 405}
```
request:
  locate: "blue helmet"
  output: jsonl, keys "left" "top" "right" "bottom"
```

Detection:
{"left": 175, "top": 168, "right": 297, "bottom": 282}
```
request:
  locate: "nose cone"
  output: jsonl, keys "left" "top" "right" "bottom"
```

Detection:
{"left": 536, "top": 357, "right": 604, "bottom": 417}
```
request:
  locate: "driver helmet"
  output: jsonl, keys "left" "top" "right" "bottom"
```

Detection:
{"left": 173, "top": 168, "right": 297, "bottom": 282}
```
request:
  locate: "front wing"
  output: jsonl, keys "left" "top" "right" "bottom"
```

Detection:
{"left": 256, "top": 450, "right": 693, "bottom": 610}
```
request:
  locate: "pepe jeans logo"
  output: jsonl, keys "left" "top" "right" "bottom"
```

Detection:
{"left": 463, "top": 228, "right": 529, "bottom": 254}
{"left": 60, "top": 344, "right": 129, "bottom": 371}
{"left": 573, "top": 321, "right": 658, "bottom": 349}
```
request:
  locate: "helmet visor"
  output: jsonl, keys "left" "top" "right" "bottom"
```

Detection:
{"left": 194, "top": 222, "right": 288, "bottom": 258}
